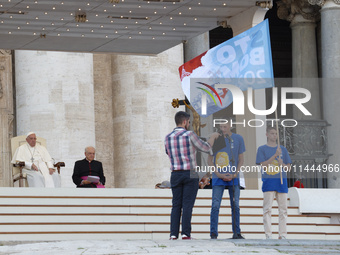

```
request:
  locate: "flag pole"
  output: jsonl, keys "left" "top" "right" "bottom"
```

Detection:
{"left": 275, "top": 109, "right": 283, "bottom": 184}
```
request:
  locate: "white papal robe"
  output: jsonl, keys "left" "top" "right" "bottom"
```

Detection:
{"left": 11, "top": 143, "right": 61, "bottom": 188}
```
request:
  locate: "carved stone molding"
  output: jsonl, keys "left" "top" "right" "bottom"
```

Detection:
{"left": 277, "top": 0, "right": 321, "bottom": 22}
{"left": 8, "top": 114, "right": 14, "bottom": 138}
{"left": 0, "top": 66, "right": 4, "bottom": 99}
{"left": 309, "top": 0, "right": 340, "bottom": 6}
{"left": 280, "top": 120, "right": 328, "bottom": 157}
{"left": 0, "top": 50, "right": 11, "bottom": 56}
{"left": 0, "top": 73, "right": 3, "bottom": 99}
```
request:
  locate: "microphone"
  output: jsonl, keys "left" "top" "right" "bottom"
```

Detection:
{"left": 226, "top": 134, "right": 233, "bottom": 143}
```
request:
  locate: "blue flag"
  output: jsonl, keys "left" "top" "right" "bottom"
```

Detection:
{"left": 179, "top": 19, "right": 274, "bottom": 117}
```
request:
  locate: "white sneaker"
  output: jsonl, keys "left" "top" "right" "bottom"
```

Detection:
{"left": 265, "top": 234, "right": 272, "bottom": 239}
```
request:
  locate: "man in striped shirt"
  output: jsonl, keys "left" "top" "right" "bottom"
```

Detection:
{"left": 165, "top": 111, "right": 213, "bottom": 240}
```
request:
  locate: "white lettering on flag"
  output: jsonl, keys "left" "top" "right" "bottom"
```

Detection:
{"left": 178, "top": 19, "right": 274, "bottom": 117}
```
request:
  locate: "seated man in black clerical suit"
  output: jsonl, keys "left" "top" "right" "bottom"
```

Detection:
{"left": 72, "top": 146, "right": 106, "bottom": 188}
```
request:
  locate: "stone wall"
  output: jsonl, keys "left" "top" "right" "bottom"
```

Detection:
{"left": 14, "top": 51, "right": 95, "bottom": 187}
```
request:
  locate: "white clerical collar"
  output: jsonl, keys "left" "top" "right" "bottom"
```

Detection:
{"left": 27, "top": 143, "right": 36, "bottom": 149}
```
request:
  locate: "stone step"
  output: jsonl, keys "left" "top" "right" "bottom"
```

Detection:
{"left": 0, "top": 213, "right": 332, "bottom": 224}
{"left": 0, "top": 188, "right": 262, "bottom": 197}
{"left": 0, "top": 188, "right": 338, "bottom": 241}
{"left": 1, "top": 233, "right": 339, "bottom": 241}
{"left": 0, "top": 197, "right": 268, "bottom": 206}
{"left": 0, "top": 223, "right": 339, "bottom": 234}
{"left": 0, "top": 231, "right": 339, "bottom": 241}
{"left": 0, "top": 205, "right": 298, "bottom": 215}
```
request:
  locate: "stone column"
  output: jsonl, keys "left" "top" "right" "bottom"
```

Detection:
{"left": 308, "top": 0, "right": 340, "bottom": 188}
{"left": 15, "top": 50, "right": 95, "bottom": 187}
{"left": 278, "top": 0, "right": 321, "bottom": 119}
{"left": 184, "top": 33, "right": 212, "bottom": 137}
{"left": 0, "top": 50, "right": 14, "bottom": 187}
{"left": 183, "top": 32, "right": 211, "bottom": 179}
{"left": 291, "top": 18, "right": 321, "bottom": 119}
{"left": 112, "top": 44, "right": 183, "bottom": 188}
{"left": 93, "top": 54, "right": 114, "bottom": 187}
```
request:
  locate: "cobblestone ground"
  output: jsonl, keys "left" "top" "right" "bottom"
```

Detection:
{"left": 0, "top": 239, "right": 340, "bottom": 255}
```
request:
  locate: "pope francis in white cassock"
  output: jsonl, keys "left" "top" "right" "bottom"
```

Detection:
{"left": 11, "top": 132, "right": 61, "bottom": 188}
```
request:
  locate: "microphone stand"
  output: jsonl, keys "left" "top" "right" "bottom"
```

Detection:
{"left": 226, "top": 134, "right": 236, "bottom": 238}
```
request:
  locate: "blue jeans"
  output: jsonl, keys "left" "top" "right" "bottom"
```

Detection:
{"left": 210, "top": 184, "right": 241, "bottom": 237}
{"left": 170, "top": 170, "right": 199, "bottom": 238}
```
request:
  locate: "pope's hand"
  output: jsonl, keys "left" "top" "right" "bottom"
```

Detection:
{"left": 31, "top": 164, "right": 38, "bottom": 171}
{"left": 49, "top": 168, "right": 55, "bottom": 175}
